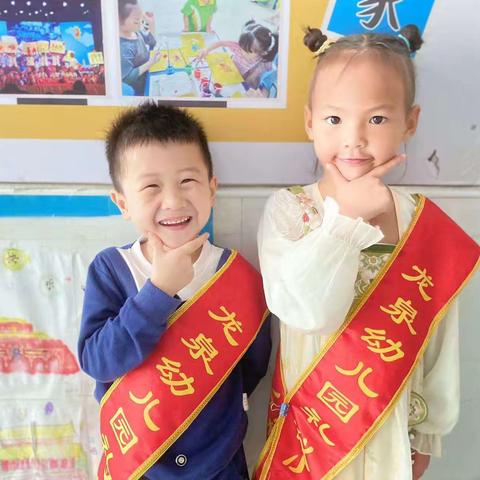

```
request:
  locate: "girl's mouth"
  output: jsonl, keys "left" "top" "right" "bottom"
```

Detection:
{"left": 337, "top": 157, "right": 371, "bottom": 166}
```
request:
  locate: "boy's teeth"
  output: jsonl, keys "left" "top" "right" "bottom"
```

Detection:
{"left": 160, "top": 217, "right": 190, "bottom": 225}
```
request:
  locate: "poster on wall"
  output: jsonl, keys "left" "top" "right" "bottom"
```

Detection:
{"left": 0, "top": 0, "right": 288, "bottom": 107}
{"left": 117, "top": 0, "right": 282, "bottom": 103}
{"left": 0, "top": 0, "right": 105, "bottom": 96}
{"left": 324, "top": 0, "right": 435, "bottom": 35}
{"left": 0, "top": 241, "right": 102, "bottom": 478}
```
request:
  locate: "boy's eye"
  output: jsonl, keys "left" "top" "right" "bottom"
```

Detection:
{"left": 370, "top": 116, "right": 387, "bottom": 125}
{"left": 143, "top": 184, "right": 159, "bottom": 190}
{"left": 325, "top": 116, "right": 341, "bottom": 125}
{"left": 181, "top": 178, "right": 195, "bottom": 184}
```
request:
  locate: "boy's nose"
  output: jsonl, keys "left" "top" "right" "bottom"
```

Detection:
{"left": 162, "top": 188, "right": 185, "bottom": 209}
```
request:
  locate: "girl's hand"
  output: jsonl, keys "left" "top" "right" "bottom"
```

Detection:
{"left": 148, "top": 232, "right": 209, "bottom": 297}
{"left": 411, "top": 450, "right": 431, "bottom": 480}
{"left": 324, "top": 154, "right": 405, "bottom": 221}
{"left": 196, "top": 49, "right": 208, "bottom": 61}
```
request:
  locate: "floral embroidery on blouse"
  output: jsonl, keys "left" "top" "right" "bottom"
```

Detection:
{"left": 287, "top": 185, "right": 321, "bottom": 236}
{"left": 354, "top": 251, "right": 391, "bottom": 300}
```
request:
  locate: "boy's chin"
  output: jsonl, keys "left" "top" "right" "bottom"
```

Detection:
{"left": 161, "top": 233, "right": 203, "bottom": 250}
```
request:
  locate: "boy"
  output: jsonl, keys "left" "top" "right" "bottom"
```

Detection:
{"left": 78, "top": 102, "right": 271, "bottom": 480}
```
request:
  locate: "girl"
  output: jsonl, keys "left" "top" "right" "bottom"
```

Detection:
{"left": 255, "top": 25, "right": 479, "bottom": 480}
{"left": 197, "top": 20, "right": 279, "bottom": 90}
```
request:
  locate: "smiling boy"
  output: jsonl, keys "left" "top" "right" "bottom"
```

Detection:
{"left": 78, "top": 102, "right": 271, "bottom": 480}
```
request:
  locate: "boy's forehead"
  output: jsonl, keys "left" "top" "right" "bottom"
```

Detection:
{"left": 120, "top": 141, "right": 208, "bottom": 176}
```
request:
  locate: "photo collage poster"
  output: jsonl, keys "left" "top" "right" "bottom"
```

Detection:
{"left": 0, "top": 0, "right": 286, "bottom": 106}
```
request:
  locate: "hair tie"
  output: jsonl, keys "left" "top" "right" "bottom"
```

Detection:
{"left": 315, "top": 39, "right": 335, "bottom": 56}
{"left": 397, "top": 34, "right": 411, "bottom": 51}
{"left": 266, "top": 34, "right": 276, "bottom": 53}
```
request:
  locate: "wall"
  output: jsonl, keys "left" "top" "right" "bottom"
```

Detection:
{"left": 1, "top": 183, "right": 478, "bottom": 479}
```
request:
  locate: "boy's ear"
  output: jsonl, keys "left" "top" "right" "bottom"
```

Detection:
{"left": 209, "top": 176, "right": 218, "bottom": 206}
{"left": 404, "top": 104, "right": 421, "bottom": 141}
{"left": 110, "top": 189, "right": 130, "bottom": 219}
{"left": 304, "top": 105, "right": 314, "bottom": 141}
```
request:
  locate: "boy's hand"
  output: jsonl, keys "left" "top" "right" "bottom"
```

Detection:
{"left": 149, "top": 49, "right": 162, "bottom": 66}
{"left": 144, "top": 11, "right": 155, "bottom": 29}
{"left": 412, "top": 451, "right": 431, "bottom": 479}
{"left": 324, "top": 154, "right": 405, "bottom": 221}
{"left": 149, "top": 232, "right": 209, "bottom": 297}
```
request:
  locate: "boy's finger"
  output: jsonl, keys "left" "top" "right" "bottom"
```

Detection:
{"left": 148, "top": 232, "right": 167, "bottom": 253}
{"left": 367, "top": 154, "right": 406, "bottom": 178}
{"left": 178, "top": 232, "right": 209, "bottom": 255}
{"left": 324, "top": 162, "right": 348, "bottom": 185}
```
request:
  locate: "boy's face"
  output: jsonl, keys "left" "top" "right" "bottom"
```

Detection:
{"left": 121, "top": 4, "right": 143, "bottom": 33}
{"left": 111, "top": 141, "right": 216, "bottom": 249}
{"left": 304, "top": 53, "right": 420, "bottom": 181}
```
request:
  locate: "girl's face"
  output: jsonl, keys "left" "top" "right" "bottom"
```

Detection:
{"left": 305, "top": 52, "right": 420, "bottom": 181}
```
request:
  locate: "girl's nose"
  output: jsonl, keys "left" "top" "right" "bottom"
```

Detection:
{"left": 344, "top": 126, "right": 366, "bottom": 149}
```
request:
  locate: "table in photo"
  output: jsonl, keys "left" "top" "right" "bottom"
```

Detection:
{"left": 145, "top": 32, "right": 247, "bottom": 99}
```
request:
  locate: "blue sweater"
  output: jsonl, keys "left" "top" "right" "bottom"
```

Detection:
{"left": 78, "top": 245, "right": 271, "bottom": 480}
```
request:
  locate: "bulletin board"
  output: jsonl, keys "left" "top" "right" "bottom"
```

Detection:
{"left": 0, "top": 0, "right": 479, "bottom": 186}
{"left": 0, "top": 0, "right": 320, "bottom": 143}
{"left": 0, "top": 0, "right": 290, "bottom": 108}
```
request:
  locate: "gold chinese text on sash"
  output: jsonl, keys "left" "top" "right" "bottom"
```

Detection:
{"left": 98, "top": 251, "right": 269, "bottom": 480}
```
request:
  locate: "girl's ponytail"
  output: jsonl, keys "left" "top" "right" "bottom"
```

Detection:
{"left": 303, "top": 27, "right": 328, "bottom": 54}
{"left": 398, "top": 24, "right": 423, "bottom": 54}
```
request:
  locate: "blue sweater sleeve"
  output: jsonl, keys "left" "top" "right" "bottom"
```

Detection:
{"left": 240, "top": 313, "right": 272, "bottom": 396}
{"left": 78, "top": 250, "right": 181, "bottom": 383}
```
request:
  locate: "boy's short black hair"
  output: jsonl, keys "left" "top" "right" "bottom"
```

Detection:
{"left": 106, "top": 102, "right": 213, "bottom": 191}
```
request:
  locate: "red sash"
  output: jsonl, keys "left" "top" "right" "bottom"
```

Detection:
{"left": 255, "top": 196, "right": 479, "bottom": 479}
{"left": 98, "top": 251, "right": 268, "bottom": 480}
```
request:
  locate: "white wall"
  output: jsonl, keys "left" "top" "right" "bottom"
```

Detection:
{"left": 0, "top": 184, "right": 478, "bottom": 479}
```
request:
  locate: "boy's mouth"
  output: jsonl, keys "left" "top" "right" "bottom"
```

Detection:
{"left": 158, "top": 216, "right": 192, "bottom": 227}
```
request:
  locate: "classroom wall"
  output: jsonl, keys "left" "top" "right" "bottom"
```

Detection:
{"left": 0, "top": 184, "right": 478, "bottom": 479}
{"left": 1, "top": 0, "right": 479, "bottom": 477}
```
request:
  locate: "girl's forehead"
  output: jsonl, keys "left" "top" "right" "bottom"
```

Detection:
{"left": 312, "top": 53, "right": 407, "bottom": 107}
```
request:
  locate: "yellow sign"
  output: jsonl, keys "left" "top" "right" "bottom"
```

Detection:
{"left": 49, "top": 40, "right": 66, "bottom": 54}
{"left": 88, "top": 50, "right": 104, "bottom": 65}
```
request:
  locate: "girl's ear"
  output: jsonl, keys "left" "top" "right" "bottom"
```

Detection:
{"left": 110, "top": 190, "right": 130, "bottom": 219}
{"left": 304, "top": 105, "right": 314, "bottom": 141}
{"left": 404, "top": 104, "right": 421, "bottom": 141}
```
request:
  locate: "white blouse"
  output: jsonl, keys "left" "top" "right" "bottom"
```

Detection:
{"left": 258, "top": 183, "right": 459, "bottom": 479}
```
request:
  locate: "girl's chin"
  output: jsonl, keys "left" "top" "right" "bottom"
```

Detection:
{"left": 338, "top": 168, "right": 371, "bottom": 181}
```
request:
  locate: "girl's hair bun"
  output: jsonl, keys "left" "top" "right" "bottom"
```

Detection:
{"left": 399, "top": 24, "right": 423, "bottom": 53}
{"left": 303, "top": 26, "right": 328, "bottom": 53}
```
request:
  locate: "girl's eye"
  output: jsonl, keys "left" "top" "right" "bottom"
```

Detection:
{"left": 325, "top": 116, "right": 341, "bottom": 125}
{"left": 370, "top": 116, "right": 387, "bottom": 125}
